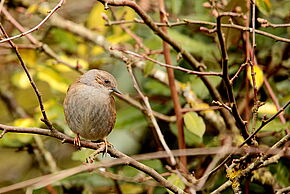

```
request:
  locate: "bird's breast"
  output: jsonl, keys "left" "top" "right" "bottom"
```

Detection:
{"left": 64, "top": 84, "right": 116, "bottom": 140}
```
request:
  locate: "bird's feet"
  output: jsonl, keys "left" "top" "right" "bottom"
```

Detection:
{"left": 73, "top": 134, "right": 81, "bottom": 149}
{"left": 86, "top": 139, "right": 112, "bottom": 163}
{"left": 102, "top": 138, "right": 112, "bottom": 156}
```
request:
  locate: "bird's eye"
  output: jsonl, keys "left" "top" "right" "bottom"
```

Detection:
{"left": 104, "top": 80, "right": 111, "bottom": 84}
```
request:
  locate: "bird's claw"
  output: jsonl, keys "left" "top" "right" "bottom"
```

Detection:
{"left": 86, "top": 140, "right": 112, "bottom": 163}
{"left": 73, "top": 134, "right": 81, "bottom": 149}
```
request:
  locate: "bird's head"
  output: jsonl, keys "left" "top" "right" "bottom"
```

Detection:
{"left": 79, "top": 69, "right": 121, "bottom": 95}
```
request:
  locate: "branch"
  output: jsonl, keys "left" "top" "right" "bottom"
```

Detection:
{"left": 103, "top": 18, "right": 290, "bottom": 43}
{"left": 0, "top": 124, "right": 184, "bottom": 194}
{"left": 95, "top": 0, "right": 239, "bottom": 132}
{"left": 211, "top": 133, "right": 290, "bottom": 193}
{"left": 0, "top": 0, "right": 64, "bottom": 43}
{"left": 47, "top": 12, "right": 228, "bottom": 133}
{"left": 240, "top": 100, "right": 290, "bottom": 147}
{"left": 216, "top": 13, "right": 249, "bottom": 140}
{"left": 119, "top": 49, "right": 222, "bottom": 76}
{"left": 197, "top": 101, "right": 290, "bottom": 181}
{"left": 0, "top": 24, "right": 54, "bottom": 130}
{"left": 257, "top": 18, "right": 290, "bottom": 28}
{"left": 124, "top": 57, "right": 177, "bottom": 166}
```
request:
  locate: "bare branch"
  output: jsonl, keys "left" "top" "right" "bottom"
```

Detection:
{"left": 124, "top": 57, "right": 177, "bottom": 166}
{"left": 0, "top": 0, "right": 64, "bottom": 43}
{"left": 0, "top": 24, "right": 54, "bottom": 130}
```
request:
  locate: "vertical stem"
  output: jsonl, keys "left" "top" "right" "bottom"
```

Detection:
{"left": 158, "top": 0, "right": 187, "bottom": 171}
{"left": 245, "top": 0, "right": 251, "bottom": 122}
{"left": 251, "top": 0, "right": 258, "bottom": 103}
{"left": 250, "top": 0, "right": 259, "bottom": 133}
{"left": 216, "top": 15, "right": 249, "bottom": 140}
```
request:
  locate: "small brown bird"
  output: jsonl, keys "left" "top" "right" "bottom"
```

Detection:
{"left": 64, "top": 69, "right": 121, "bottom": 148}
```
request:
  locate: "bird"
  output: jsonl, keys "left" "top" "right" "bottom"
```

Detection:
{"left": 63, "top": 69, "right": 121, "bottom": 151}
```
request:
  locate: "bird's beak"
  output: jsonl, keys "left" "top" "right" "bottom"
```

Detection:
{"left": 111, "top": 88, "right": 122, "bottom": 95}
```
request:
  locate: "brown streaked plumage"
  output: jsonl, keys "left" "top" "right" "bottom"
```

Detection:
{"left": 63, "top": 69, "right": 120, "bottom": 145}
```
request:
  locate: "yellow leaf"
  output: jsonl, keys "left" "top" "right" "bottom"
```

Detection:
{"left": 27, "top": 4, "right": 38, "bottom": 14}
{"left": 120, "top": 184, "right": 144, "bottom": 194}
{"left": 247, "top": 65, "right": 264, "bottom": 89}
{"left": 37, "top": 66, "right": 69, "bottom": 93}
{"left": 19, "top": 49, "right": 36, "bottom": 67}
{"left": 14, "top": 118, "right": 36, "bottom": 127}
{"left": 107, "top": 34, "right": 131, "bottom": 44}
{"left": 77, "top": 44, "right": 88, "bottom": 57}
{"left": 11, "top": 71, "right": 32, "bottom": 89}
{"left": 91, "top": 46, "right": 104, "bottom": 56}
{"left": 87, "top": 4, "right": 109, "bottom": 34}
{"left": 2, "top": 118, "right": 37, "bottom": 146}
{"left": 112, "top": 7, "right": 136, "bottom": 35}
{"left": 50, "top": 55, "right": 89, "bottom": 72}
{"left": 258, "top": 103, "right": 277, "bottom": 114}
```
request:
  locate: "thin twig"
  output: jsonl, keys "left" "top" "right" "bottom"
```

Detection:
{"left": 0, "top": 0, "right": 65, "bottom": 43}
{"left": 197, "top": 101, "right": 290, "bottom": 183}
{"left": 257, "top": 18, "right": 290, "bottom": 28}
{"left": 124, "top": 57, "right": 177, "bottom": 166}
{"left": 240, "top": 100, "right": 290, "bottom": 147}
{"left": 2, "top": 7, "right": 85, "bottom": 74}
{"left": 216, "top": 13, "right": 249, "bottom": 140}
{"left": 211, "top": 133, "right": 290, "bottom": 193}
{"left": 119, "top": 49, "right": 222, "bottom": 76}
{"left": 0, "top": 0, "right": 5, "bottom": 14}
{"left": 264, "top": 78, "right": 288, "bottom": 133}
{"left": 0, "top": 24, "right": 54, "bottom": 130}
{"left": 104, "top": 18, "right": 290, "bottom": 43}
{"left": 230, "top": 63, "right": 247, "bottom": 83}
{"left": 96, "top": 1, "right": 240, "bottom": 135}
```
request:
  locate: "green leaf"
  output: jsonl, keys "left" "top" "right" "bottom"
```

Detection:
{"left": 169, "top": 123, "right": 202, "bottom": 146}
{"left": 189, "top": 75, "right": 221, "bottom": 99}
{"left": 256, "top": 0, "right": 271, "bottom": 16}
{"left": 274, "top": 162, "right": 289, "bottom": 187}
{"left": 168, "top": 29, "right": 218, "bottom": 62}
{"left": 71, "top": 149, "right": 94, "bottom": 162}
{"left": 50, "top": 28, "right": 78, "bottom": 53}
{"left": 167, "top": 174, "right": 185, "bottom": 194}
{"left": 183, "top": 112, "right": 206, "bottom": 138}
{"left": 143, "top": 61, "right": 155, "bottom": 77}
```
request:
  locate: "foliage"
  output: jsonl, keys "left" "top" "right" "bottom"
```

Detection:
{"left": 0, "top": 0, "right": 289, "bottom": 193}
